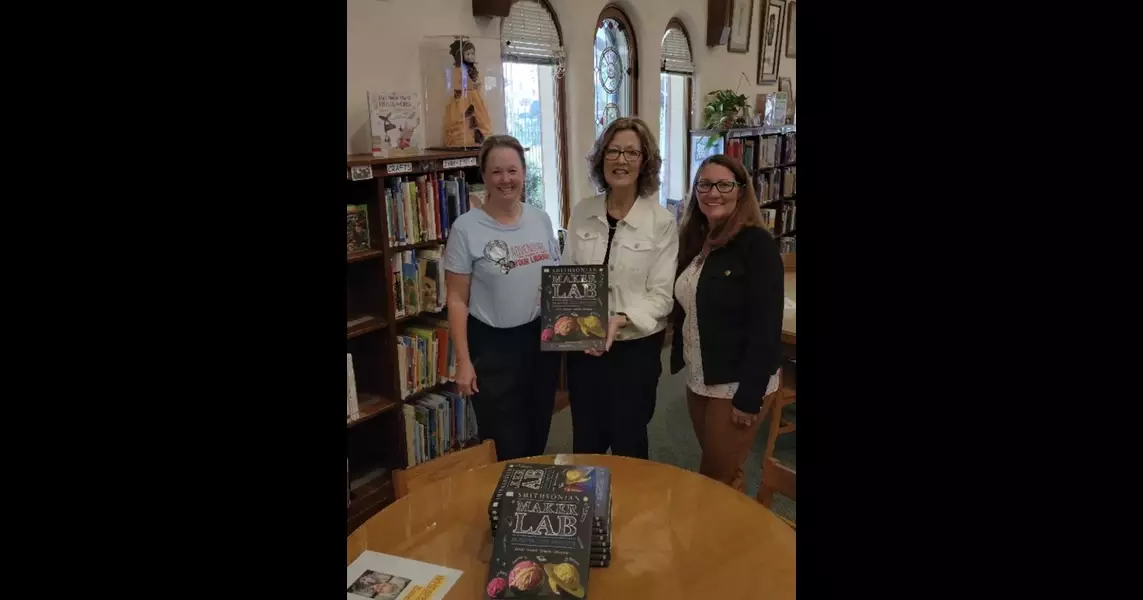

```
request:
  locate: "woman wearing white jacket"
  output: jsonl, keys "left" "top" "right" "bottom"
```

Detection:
{"left": 561, "top": 117, "right": 679, "bottom": 459}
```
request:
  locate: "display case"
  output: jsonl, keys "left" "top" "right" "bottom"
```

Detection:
{"left": 421, "top": 35, "right": 506, "bottom": 151}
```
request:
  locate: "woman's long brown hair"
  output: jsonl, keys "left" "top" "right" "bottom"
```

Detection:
{"left": 677, "top": 154, "right": 767, "bottom": 273}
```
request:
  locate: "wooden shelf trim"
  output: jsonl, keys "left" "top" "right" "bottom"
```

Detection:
{"left": 348, "top": 394, "right": 400, "bottom": 428}
{"left": 691, "top": 125, "right": 797, "bottom": 138}
{"left": 347, "top": 315, "right": 387, "bottom": 339}
{"left": 346, "top": 149, "right": 480, "bottom": 167}
{"left": 396, "top": 308, "right": 446, "bottom": 324}
{"left": 347, "top": 248, "right": 384, "bottom": 263}
{"left": 391, "top": 238, "right": 446, "bottom": 252}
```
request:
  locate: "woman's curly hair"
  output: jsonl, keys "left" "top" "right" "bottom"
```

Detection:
{"left": 586, "top": 117, "right": 662, "bottom": 199}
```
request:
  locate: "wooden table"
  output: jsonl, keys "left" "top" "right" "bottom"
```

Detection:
{"left": 783, "top": 271, "right": 796, "bottom": 345}
{"left": 348, "top": 454, "right": 796, "bottom": 599}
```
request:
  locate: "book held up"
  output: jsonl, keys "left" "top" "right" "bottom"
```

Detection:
{"left": 540, "top": 265, "right": 608, "bottom": 352}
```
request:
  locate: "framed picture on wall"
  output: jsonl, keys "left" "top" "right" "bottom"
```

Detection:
{"left": 756, "top": 0, "right": 785, "bottom": 84}
{"left": 727, "top": 0, "right": 753, "bottom": 53}
{"left": 785, "top": 1, "right": 797, "bottom": 58}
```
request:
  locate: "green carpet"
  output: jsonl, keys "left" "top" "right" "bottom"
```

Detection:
{"left": 545, "top": 349, "right": 796, "bottom": 523}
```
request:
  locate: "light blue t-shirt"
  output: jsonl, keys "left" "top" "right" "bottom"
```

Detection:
{"left": 444, "top": 203, "right": 561, "bottom": 328}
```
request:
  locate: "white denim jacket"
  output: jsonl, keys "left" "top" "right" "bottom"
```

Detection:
{"left": 561, "top": 194, "right": 679, "bottom": 342}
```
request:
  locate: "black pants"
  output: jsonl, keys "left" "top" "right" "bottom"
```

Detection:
{"left": 468, "top": 315, "right": 560, "bottom": 461}
{"left": 566, "top": 329, "right": 666, "bottom": 459}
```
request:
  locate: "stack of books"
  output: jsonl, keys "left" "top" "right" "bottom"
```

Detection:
{"left": 488, "top": 463, "right": 613, "bottom": 568}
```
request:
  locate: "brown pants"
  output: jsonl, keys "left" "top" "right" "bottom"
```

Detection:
{"left": 688, "top": 388, "right": 766, "bottom": 492}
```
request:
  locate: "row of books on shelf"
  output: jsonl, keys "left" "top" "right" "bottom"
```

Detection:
{"left": 397, "top": 318, "right": 458, "bottom": 401}
{"left": 756, "top": 166, "right": 796, "bottom": 204}
{"left": 392, "top": 248, "right": 446, "bottom": 319}
{"left": 401, "top": 391, "right": 478, "bottom": 466}
{"left": 385, "top": 171, "right": 484, "bottom": 247}
{"left": 761, "top": 203, "right": 796, "bottom": 236}
{"left": 725, "top": 134, "right": 795, "bottom": 174}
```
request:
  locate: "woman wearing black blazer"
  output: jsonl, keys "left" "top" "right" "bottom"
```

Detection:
{"left": 670, "top": 154, "right": 785, "bottom": 492}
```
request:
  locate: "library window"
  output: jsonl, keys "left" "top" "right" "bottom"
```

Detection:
{"left": 594, "top": 6, "right": 638, "bottom": 139}
{"left": 501, "top": 0, "right": 568, "bottom": 231}
{"left": 659, "top": 20, "right": 694, "bottom": 212}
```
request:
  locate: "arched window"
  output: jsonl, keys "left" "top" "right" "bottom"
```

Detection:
{"left": 502, "top": 0, "right": 570, "bottom": 229}
{"left": 594, "top": 6, "right": 638, "bottom": 139}
{"left": 659, "top": 19, "right": 694, "bottom": 211}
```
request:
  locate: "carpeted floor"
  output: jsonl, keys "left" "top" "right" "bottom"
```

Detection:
{"left": 545, "top": 348, "right": 796, "bottom": 523}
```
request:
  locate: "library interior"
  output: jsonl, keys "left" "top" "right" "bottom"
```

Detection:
{"left": 347, "top": 1, "right": 797, "bottom": 597}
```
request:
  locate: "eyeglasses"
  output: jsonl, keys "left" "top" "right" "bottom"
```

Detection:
{"left": 604, "top": 148, "right": 643, "bottom": 162}
{"left": 695, "top": 180, "right": 743, "bottom": 193}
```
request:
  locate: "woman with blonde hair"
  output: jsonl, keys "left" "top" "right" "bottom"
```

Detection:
{"left": 444, "top": 135, "right": 562, "bottom": 460}
{"left": 561, "top": 117, "right": 679, "bottom": 459}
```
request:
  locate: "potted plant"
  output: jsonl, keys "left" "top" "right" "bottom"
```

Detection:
{"left": 702, "top": 89, "right": 749, "bottom": 129}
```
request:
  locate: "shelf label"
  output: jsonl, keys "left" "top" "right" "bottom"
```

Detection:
{"left": 349, "top": 165, "right": 374, "bottom": 181}
{"left": 442, "top": 156, "right": 477, "bottom": 170}
{"left": 387, "top": 162, "right": 413, "bottom": 175}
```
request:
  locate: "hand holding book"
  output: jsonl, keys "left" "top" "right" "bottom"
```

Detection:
{"left": 584, "top": 314, "right": 627, "bottom": 357}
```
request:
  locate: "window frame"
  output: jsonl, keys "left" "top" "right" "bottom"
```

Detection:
{"left": 595, "top": 5, "right": 639, "bottom": 128}
{"left": 500, "top": 0, "right": 571, "bottom": 228}
{"left": 661, "top": 18, "right": 695, "bottom": 205}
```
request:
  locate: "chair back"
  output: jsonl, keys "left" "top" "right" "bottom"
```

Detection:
{"left": 392, "top": 439, "right": 498, "bottom": 499}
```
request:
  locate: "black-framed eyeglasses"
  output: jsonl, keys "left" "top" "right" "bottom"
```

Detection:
{"left": 604, "top": 148, "right": 643, "bottom": 162}
{"left": 695, "top": 180, "right": 743, "bottom": 193}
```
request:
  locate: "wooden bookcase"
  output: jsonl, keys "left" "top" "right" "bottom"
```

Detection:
{"left": 346, "top": 149, "right": 483, "bottom": 534}
{"left": 688, "top": 125, "right": 796, "bottom": 249}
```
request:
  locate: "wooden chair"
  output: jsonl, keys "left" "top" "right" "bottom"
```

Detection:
{"left": 763, "top": 360, "right": 796, "bottom": 458}
{"left": 759, "top": 457, "right": 797, "bottom": 529}
{"left": 392, "top": 439, "right": 497, "bottom": 499}
{"left": 758, "top": 364, "right": 797, "bottom": 528}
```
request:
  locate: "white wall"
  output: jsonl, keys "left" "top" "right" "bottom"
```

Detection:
{"left": 347, "top": 0, "right": 797, "bottom": 208}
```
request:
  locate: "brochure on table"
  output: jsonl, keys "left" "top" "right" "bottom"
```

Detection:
{"left": 347, "top": 550, "right": 462, "bottom": 600}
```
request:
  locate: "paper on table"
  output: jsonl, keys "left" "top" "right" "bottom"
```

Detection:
{"left": 347, "top": 550, "right": 462, "bottom": 600}
{"left": 784, "top": 298, "right": 796, "bottom": 310}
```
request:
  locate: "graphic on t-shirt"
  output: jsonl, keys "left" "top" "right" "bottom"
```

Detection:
{"left": 484, "top": 239, "right": 553, "bottom": 275}
{"left": 484, "top": 239, "right": 515, "bottom": 274}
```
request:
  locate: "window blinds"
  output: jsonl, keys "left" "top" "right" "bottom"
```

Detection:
{"left": 661, "top": 27, "right": 694, "bottom": 74}
{"left": 502, "top": 0, "right": 563, "bottom": 65}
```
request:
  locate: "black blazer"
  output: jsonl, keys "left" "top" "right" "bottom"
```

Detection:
{"left": 670, "top": 226, "right": 784, "bottom": 414}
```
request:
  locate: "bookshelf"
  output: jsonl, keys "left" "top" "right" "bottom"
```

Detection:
{"left": 689, "top": 125, "right": 797, "bottom": 254}
{"left": 346, "top": 149, "right": 485, "bottom": 534}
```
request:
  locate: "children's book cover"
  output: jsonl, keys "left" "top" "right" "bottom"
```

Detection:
{"left": 368, "top": 91, "right": 423, "bottom": 158}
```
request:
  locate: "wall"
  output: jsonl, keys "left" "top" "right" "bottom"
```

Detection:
{"left": 347, "top": 0, "right": 797, "bottom": 208}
